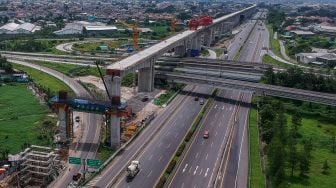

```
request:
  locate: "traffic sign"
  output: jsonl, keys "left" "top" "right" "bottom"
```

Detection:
{"left": 69, "top": 157, "right": 81, "bottom": 165}
{"left": 86, "top": 159, "right": 102, "bottom": 168}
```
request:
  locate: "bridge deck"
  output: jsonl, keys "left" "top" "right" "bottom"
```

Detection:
{"left": 106, "top": 5, "right": 256, "bottom": 72}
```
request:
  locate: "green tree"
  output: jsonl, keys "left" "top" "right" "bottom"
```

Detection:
{"left": 268, "top": 136, "right": 286, "bottom": 185}
{"left": 332, "top": 133, "right": 336, "bottom": 153}
{"left": 288, "top": 136, "right": 299, "bottom": 177}
{"left": 322, "top": 160, "right": 330, "bottom": 175}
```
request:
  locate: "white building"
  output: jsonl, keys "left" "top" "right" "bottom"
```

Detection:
{"left": 0, "top": 22, "right": 40, "bottom": 34}
{"left": 54, "top": 21, "right": 117, "bottom": 35}
{"left": 53, "top": 23, "right": 83, "bottom": 35}
{"left": 314, "top": 25, "right": 336, "bottom": 36}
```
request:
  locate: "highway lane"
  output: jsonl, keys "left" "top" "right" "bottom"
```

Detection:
{"left": 167, "top": 90, "right": 242, "bottom": 188}
{"left": 219, "top": 11, "right": 268, "bottom": 188}
{"left": 86, "top": 85, "right": 212, "bottom": 187}
{"left": 7, "top": 59, "right": 102, "bottom": 187}
{"left": 113, "top": 86, "right": 213, "bottom": 188}
{"left": 161, "top": 12, "right": 263, "bottom": 188}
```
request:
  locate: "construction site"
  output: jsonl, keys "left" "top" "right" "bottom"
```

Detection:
{"left": 0, "top": 145, "right": 63, "bottom": 188}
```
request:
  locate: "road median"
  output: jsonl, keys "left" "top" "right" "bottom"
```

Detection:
{"left": 155, "top": 89, "right": 218, "bottom": 188}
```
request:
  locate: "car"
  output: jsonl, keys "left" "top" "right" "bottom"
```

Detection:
{"left": 203, "top": 130, "right": 209, "bottom": 139}
{"left": 141, "top": 96, "right": 149, "bottom": 102}
{"left": 199, "top": 99, "right": 204, "bottom": 105}
{"left": 194, "top": 97, "right": 199, "bottom": 101}
{"left": 75, "top": 116, "right": 80, "bottom": 122}
{"left": 72, "top": 173, "right": 82, "bottom": 181}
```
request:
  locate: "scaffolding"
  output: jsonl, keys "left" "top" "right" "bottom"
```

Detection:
{"left": 15, "top": 145, "right": 63, "bottom": 187}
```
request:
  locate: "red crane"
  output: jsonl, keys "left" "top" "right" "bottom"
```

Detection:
{"left": 188, "top": 16, "right": 213, "bottom": 30}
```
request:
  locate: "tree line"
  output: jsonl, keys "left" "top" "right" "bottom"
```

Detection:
{"left": 258, "top": 97, "right": 313, "bottom": 186}
{"left": 0, "top": 54, "right": 12, "bottom": 73}
{"left": 262, "top": 67, "right": 336, "bottom": 93}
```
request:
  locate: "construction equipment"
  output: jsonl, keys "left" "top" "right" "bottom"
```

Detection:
{"left": 126, "top": 160, "right": 140, "bottom": 180}
{"left": 171, "top": 15, "right": 177, "bottom": 33}
{"left": 119, "top": 21, "right": 140, "bottom": 51}
{"left": 188, "top": 16, "right": 213, "bottom": 30}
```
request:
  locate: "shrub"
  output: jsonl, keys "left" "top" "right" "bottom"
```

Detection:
{"left": 166, "top": 159, "right": 176, "bottom": 174}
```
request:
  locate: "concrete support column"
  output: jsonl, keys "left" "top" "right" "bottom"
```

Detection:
{"left": 191, "top": 37, "right": 201, "bottom": 50}
{"left": 110, "top": 114, "right": 120, "bottom": 148}
{"left": 205, "top": 29, "right": 214, "bottom": 47}
{"left": 57, "top": 105, "right": 73, "bottom": 142}
{"left": 104, "top": 70, "right": 122, "bottom": 148}
{"left": 58, "top": 106, "right": 67, "bottom": 142}
{"left": 174, "top": 45, "right": 186, "bottom": 57}
{"left": 138, "top": 62, "right": 154, "bottom": 92}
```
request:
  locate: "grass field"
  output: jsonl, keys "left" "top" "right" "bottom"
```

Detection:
{"left": 249, "top": 98, "right": 336, "bottom": 187}
{"left": 284, "top": 113, "right": 336, "bottom": 187}
{"left": 266, "top": 24, "right": 282, "bottom": 57}
{"left": 249, "top": 107, "right": 266, "bottom": 188}
{"left": 32, "top": 61, "right": 101, "bottom": 78}
{"left": 0, "top": 84, "right": 52, "bottom": 154}
{"left": 262, "top": 54, "right": 291, "bottom": 68}
{"left": 74, "top": 40, "right": 128, "bottom": 52}
{"left": 13, "top": 64, "right": 74, "bottom": 96}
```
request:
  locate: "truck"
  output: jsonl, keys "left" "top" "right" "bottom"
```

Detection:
{"left": 126, "top": 160, "right": 140, "bottom": 180}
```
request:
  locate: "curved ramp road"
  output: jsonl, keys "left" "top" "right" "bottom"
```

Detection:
{"left": 8, "top": 59, "right": 102, "bottom": 188}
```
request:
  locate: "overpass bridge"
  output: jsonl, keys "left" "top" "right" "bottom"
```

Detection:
{"left": 99, "top": 5, "right": 257, "bottom": 147}
{"left": 157, "top": 72, "right": 336, "bottom": 106}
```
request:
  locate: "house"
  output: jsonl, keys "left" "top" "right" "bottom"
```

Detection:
{"left": 295, "top": 52, "right": 336, "bottom": 65}
{"left": 290, "top": 30, "right": 315, "bottom": 37}
{"left": 313, "top": 25, "right": 336, "bottom": 36}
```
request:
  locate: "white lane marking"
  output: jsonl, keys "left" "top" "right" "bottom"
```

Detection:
{"left": 158, "top": 156, "right": 162, "bottom": 162}
{"left": 193, "top": 166, "right": 199, "bottom": 175}
{"left": 234, "top": 109, "right": 249, "bottom": 188}
{"left": 174, "top": 132, "right": 178, "bottom": 138}
{"left": 229, "top": 106, "right": 232, "bottom": 111}
{"left": 195, "top": 152, "right": 199, "bottom": 159}
{"left": 166, "top": 143, "right": 171, "bottom": 148}
{"left": 211, "top": 142, "right": 214, "bottom": 148}
{"left": 148, "top": 154, "right": 153, "bottom": 160}
{"left": 147, "top": 170, "right": 152, "bottom": 178}
{"left": 214, "top": 104, "right": 218, "bottom": 109}
{"left": 222, "top": 106, "right": 225, "bottom": 110}
{"left": 199, "top": 168, "right": 203, "bottom": 175}
{"left": 215, "top": 131, "right": 218, "bottom": 136}
{"left": 205, "top": 168, "right": 209, "bottom": 177}
{"left": 205, "top": 153, "right": 208, "bottom": 160}
{"left": 182, "top": 164, "right": 188, "bottom": 173}
{"left": 181, "top": 183, "right": 184, "bottom": 188}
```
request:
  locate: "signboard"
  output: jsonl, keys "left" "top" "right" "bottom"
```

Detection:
{"left": 86, "top": 159, "right": 102, "bottom": 168}
{"left": 68, "top": 157, "right": 81, "bottom": 165}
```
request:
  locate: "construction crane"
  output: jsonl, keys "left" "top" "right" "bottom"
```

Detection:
{"left": 119, "top": 20, "right": 140, "bottom": 51}
{"left": 188, "top": 16, "right": 213, "bottom": 30}
{"left": 171, "top": 15, "right": 177, "bottom": 33}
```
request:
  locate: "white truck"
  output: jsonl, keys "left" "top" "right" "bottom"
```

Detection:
{"left": 126, "top": 160, "right": 140, "bottom": 180}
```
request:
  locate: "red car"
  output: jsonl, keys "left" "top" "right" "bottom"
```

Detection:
{"left": 203, "top": 130, "right": 209, "bottom": 139}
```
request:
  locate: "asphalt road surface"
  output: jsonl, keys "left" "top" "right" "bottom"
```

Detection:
{"left": 167, "top": 89, "right": 245, "bottom": 188}
{"left": 166, "top": 11, "right": 267, "bottom": 188}
{"left": 87, "top": 85, "right": 213, "bottom": 187}
{"left": 220, "top": 11, "right": 268, "bottom": 188}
